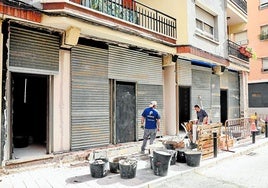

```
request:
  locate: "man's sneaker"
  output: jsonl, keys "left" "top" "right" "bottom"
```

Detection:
{"left": 140, "top": 150, "right": 145, "bottom": 154}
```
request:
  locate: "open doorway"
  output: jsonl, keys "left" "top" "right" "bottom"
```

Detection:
{"left": 179, "top": 86, "right": 191, "bottom": 130}
{"left": 220, "top": 89, "right": 228, "bottom": 126}
{"left": 11, "top": 73, "right": 48, "bottom": 159}
{"left": 115, "top": 82, "right": 136, "bottom": 143}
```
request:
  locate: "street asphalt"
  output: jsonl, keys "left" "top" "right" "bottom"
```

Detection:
{"left": 1, "top": 135, "right": 268, "bottom": 188}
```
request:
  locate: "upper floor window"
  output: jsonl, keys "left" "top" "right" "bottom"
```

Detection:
{"left": 262, "top": 58, "right": 268, "bottom": 72}
{"left": 260, "top": 25, "right": 268, "bottom": 40}
{"left": 234, "top": 31, "right": 248, "bottom": 45}
{"left": 260, "top": 0, "right": 268, "bottom": 9}
{"left": 195, "top": 6, "right": 216, "bottom": 40}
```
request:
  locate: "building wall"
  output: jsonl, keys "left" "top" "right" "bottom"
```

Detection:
{"left": 248, "top": 0, "right": 268, "bottom": 82}
{"left": 189, "top": 0, "right": 227, "bottom": 58}
{"left": 247, "top": 0, "right": 268, "bottom": 116}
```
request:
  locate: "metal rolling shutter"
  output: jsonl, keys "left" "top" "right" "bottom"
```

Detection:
{"left": 108, "top": 45, "right": 163, "bottom": 85}
{"left": 177, "top": 59, "right": 192, "bottom": 86}
{"left": 211, "top": 74, "right": 220, "bottom": 123}
{"left": 71, "top": 44, "right": 109, "bottom": 150}
{"left": 137, "top": 84, "right": 164, "bottom": 139}
{"left": 227, "top": 72, "right": 240, "bottom": 119}
{"left": 191, "top": 69, "right": 211, "bottom": 120}
{"left": 9, "top": 25, "right": 59, "bottom": 75}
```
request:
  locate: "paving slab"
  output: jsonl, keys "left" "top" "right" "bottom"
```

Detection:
{"left": 1, "top": 135, "right": 268, "bottom": 188}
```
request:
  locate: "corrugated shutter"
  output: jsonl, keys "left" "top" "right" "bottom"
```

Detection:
{"left": 191, "top": 69, "right": 211, "bottom": 120}
{"left": 211, "top": 74, "right": 220, "bottom": 123}
{"left": 108, "top": 45, "right": 163, "bottom": 85}
{"left": 71, "top": 44, "right": 109, "bottom": 150}
{"left": 177, "top": 59, "right": 192, "bottom": 86}
{"left": 137, "top": 84, "right": 164, "bottom": 139}
{"left": 9, "top": 25, "right": 59, "bottom": 75}
{"left": 227, "top": 72, "right": 240, "bottom": 119}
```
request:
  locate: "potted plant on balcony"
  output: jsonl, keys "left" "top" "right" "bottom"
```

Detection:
{"left": 239, "top": 46, "right": 253, "bottom": 58}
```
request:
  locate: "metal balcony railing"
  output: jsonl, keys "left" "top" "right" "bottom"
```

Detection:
{"left": 79, "top": 0, "right": 177, "bottom": 38}
{"left": 228, "top": 40, "right": 249, "bottom": 62}
{"left": 230, "top": 0, "right": 247, "bottom": 14}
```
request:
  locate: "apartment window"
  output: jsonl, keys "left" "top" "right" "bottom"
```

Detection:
{"left": 234, "top": 31, "right": 248, "bottom": 45}
{"left": 260, "top": 0, "right": 268, "bottom": 9}
{"left": 195, "top": 6, "right": 216, "bottom": 40}
{"left": 249, "top": 83, "right": 268, "bottom": 107}
{"left": 262, "top": 58, "right": 268, "bottom": 71}
{"left": 260, "top": 25, "right": 268, "bottom": 40}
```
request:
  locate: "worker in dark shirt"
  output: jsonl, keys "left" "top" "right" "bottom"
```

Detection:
{"left": 194, "top": 105, "right": 208, "bottom": 124}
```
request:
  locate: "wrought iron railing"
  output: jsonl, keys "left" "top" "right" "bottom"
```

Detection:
{"left": 230, "top": 0, "right": 247, "bottom": 14}
{"left": 228, "top": 40, "right": 249, "bottom": 62}
{"left": 79, "top": 0, "right": 177, "bottom": 38}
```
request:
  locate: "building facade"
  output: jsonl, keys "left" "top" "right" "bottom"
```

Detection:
{"left": 0, "top": 0, "right": 249, "bottom": 166}
{"left": 247, "top": 0, "right": 268, "bottom": 117}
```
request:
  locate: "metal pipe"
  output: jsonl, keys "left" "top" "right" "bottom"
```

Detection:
{"left": 252, "top": 131, "right": 256, "bottom": 144}
{"left": 213, "top": 132, "right": 217, "bottom": 158}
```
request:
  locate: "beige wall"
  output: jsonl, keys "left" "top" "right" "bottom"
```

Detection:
{"left": 41, "top": 15, "right": 175, "bottom": 55}
{"left": 53, "top": 50, "right": 71, "bottom": 152}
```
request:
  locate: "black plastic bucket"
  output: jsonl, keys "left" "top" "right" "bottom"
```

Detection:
{"left": 119, "top": 158, "right": 137, "bottom": 179}
{"left": 166, "top": 150, "right": 177, "bottom": 165}
{"left": 185, "top": 151, "right": 202, "bottom": 167}
{"left": 163, "top": 143, "right": 175, "bottom": 150}
{"left": 176, "top": 149, "right": 186, "bottom": 163}
{"left": 109, "top": 156, "right": 127, "bottom": 173}
{"left": 153, "top": 150, "right": 171, "bottom": 176}
{"left": 89, "top": 158, "right": 109, "bottom": 178}
{"left": 149, "top": 155, "right": 154, "bottom": 170}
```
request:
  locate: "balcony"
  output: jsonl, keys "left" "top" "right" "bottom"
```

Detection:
{"left": 229, "top": 0, "right": 247, "bottom": 14}
{"left": 227, "top": 0, "right": 247, "bottom": 26}
{"left": 228, "top": 40, "right": 249, "bottom": 62}
{"left": 71, "top": 0, "right": 176, "bottom": 38}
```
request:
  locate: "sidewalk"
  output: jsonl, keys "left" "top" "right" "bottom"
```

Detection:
{"left": 1, "top": 135, "right": 268, "bottom": 188}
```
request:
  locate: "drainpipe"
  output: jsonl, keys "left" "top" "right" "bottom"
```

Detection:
{"left": 175, "top": 59, "right": 178, "bottom": 135}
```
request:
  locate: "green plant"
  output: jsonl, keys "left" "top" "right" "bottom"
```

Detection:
{"left": 259, "top": 31, "right": 268, "bottom": 40}
{"left": 246, "top": 47, "right": 257, "bottom": 59}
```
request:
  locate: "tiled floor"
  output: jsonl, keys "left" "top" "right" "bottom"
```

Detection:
{"left": 13, "top": 144, "right": 46, "bottom": 159}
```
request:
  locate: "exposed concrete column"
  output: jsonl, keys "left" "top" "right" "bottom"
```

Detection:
{"left": 53, "top": 50, "right": 71, "bottom": 152}
{"left": 163, "top": 55, "right": 176, "bottom": 135}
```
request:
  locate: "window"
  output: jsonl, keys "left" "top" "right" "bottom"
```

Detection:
{"left": 195, "top": 6, "right": 216, "bottom": 39}
{"left": 248, "top": 83, "right": 268, "bottom": 107}
{"left": 260, "top": 0, "right": 268, "bottom": 9}
{"left": 260, "top": 25, "right": 268, "bottom": 40}
{"left": 234, "top": 31, "right": 248, "bottom": 45}
{"left": 196, "top": 19, "right": 203, "bottom": 30}
{"left": 262, "top": 58, "right": 268, "bottom": 71}
{"left": 204, "top": 23, "right": 213, "bottom": 35}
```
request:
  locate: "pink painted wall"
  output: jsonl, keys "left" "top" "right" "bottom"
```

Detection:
{"left": 248, "top": 1, "right": 268, "bottom": 82}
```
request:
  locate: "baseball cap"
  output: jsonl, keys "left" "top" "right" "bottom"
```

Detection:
{"left": 149, "top": 101, "right": 157, "bottom": 107}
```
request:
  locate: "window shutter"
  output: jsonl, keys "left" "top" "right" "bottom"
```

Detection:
{"left": 262, "top": 58, "right": 268, "bottom": 70}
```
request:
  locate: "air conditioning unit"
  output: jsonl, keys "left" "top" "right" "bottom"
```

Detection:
{"left": 212, "top": 65, "right": 225, "bottom": 75}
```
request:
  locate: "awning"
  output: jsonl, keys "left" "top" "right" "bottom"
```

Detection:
{"left": 191, "top": 59, "right": 215, "bottom": 68}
